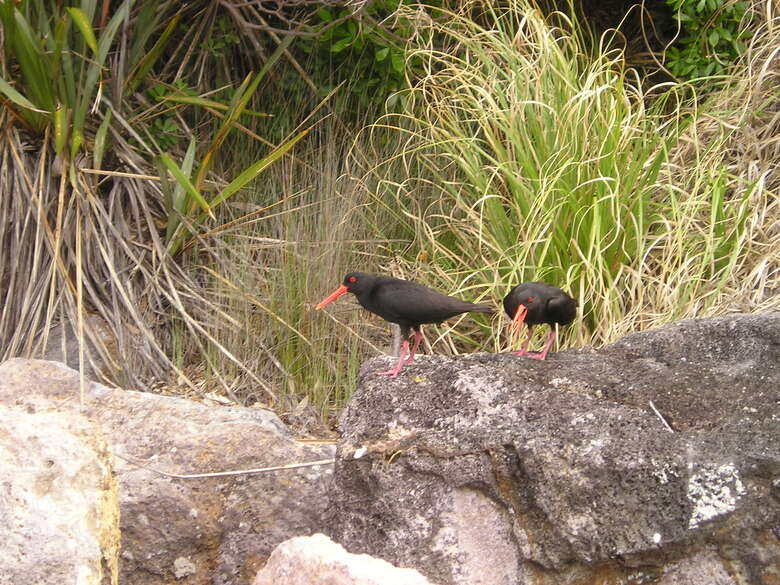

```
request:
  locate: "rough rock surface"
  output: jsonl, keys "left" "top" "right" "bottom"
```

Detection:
{"left": 327, "top": 313, "right": 780, "bottom": 585}
{"left": 0, "top": 359, "right": 335, "bottom": 585}
{"left": 0, "top": 404, "right": 120, "bottom": 585}
{"left": 253, "top": 533, "right": 437, "bottom": 585}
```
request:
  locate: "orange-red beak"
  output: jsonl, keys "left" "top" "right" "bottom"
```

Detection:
{"left": 510, "top": 304, "right": 528, "bottom": 331}
{"left": 315, "top": 284, "right": 349, "bottom": 310}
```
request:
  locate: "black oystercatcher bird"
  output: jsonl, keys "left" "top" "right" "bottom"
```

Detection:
{"left": 503, "top": 282, "right": 577, "bottom": 360}
{"left": 316, "top": 272, "right": 493, "bottom": 377}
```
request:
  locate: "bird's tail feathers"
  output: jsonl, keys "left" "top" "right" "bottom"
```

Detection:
{"left": 470, "top": 304, "right": 495, "bottom": 314}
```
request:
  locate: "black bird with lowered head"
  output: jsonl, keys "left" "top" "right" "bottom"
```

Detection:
{"left": 316, "top": 272, "right": 493, "bottom": 377}
{"left": 503, "top": 282, "right": 577, "bottom": 360}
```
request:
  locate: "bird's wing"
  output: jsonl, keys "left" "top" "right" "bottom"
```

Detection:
{"left": 371, "top": 280, "right": 476, "bottom": 324}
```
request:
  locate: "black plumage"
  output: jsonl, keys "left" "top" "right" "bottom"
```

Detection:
{"left": 316, "top": 272, "right": 493, "bottom": 376}
{"left": 503, "top": 282, "right": 577, "bottom": 360}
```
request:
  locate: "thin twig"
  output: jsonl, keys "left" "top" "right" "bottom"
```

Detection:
{"left": 649, "top": 400, "right": 674, "bottom": 433}
{"left": 79, "top": 168, "right": 160, "bottom": 181}
{"left": 115, "top": 453, "right": 335, "bottom": 479}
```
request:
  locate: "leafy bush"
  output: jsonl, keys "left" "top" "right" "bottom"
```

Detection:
{"left": 300, "top": 0, "right": 426, "bottom": 107}
{"left": 665, "top": 0, "right": 752, "bottom": 78}
{"left": 359, "top": 0, "right": 778, "bottom": 356}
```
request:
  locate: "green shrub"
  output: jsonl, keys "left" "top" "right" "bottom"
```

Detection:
{"left": 299, "top": 0, "right": 429, "bottom": 107}
{"left": 360, "top": 0, "right": 778, "bottom": 356}
{"left": 665, "top": 0, "right": 752, "bottom": 78}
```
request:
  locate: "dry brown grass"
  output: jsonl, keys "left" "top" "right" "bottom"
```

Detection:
{"left": 1, "top": 0, "right": 777, "bottom": 422}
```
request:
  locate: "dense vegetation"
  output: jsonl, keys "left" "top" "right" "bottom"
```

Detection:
{"left": 0, "top": 0, "right": 777, "bottom": 425}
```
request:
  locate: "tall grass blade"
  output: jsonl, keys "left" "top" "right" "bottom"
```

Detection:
{"left": 158, "top": 152, "right": 214, "bottom": 220}
{"left": 65, "top": 7, "right": 98, "bottom": 55}
{"left": 0, "top": 76, "right": 44, "bottom": 112}
{"left": 193, "top": 34, "right": 295, "bottom": 190}
{"left": 124, "top": 8, "right": 183, "bottom": 95}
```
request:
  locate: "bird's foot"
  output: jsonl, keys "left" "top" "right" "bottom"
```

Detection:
{"left": 377, "top": 367, "right": 403, "bottom": 377}
{"left": 403, "top": 356, "right": 415, "bottom": 365}
{"left": 526, "top": 352, "right": 548, "bottom": 361}
{"left": 511, "top": 350, "right": 528, "bottom": 356}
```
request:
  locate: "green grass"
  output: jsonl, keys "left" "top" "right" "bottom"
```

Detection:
{"left": 352, "top": 0, "right": 779, "bottom": 356}
{"left": 190, "top": 0, "right": 777, "bottom": 422}
{"left": 0, "top": 0, "right": 777, "bottom": 426}
{"left": 181, "top": 114, "right": 403, "bottom": 418}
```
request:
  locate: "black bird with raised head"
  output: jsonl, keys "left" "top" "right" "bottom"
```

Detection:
{"left": 316, "top": 272, "right": 493, "bottom": 377}
{"left": 503, "top": 282, "right": 576, "bottom": 360}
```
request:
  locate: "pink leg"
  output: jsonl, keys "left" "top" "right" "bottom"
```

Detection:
{"left": 512, "top": 325, "right": 534, "bottom": 356}
{"left": 527, "top": 329, "right": 556, "bottom": 360}
{"left": 378, "top": 341, "right": 410, "bottom": 377}
{"left": 404, "top": 330, "right": 423, "bottom": 364}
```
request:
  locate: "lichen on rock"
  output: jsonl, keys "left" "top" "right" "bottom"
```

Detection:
{"left": 327, "top": 313, "right": 780, "bottom": 585}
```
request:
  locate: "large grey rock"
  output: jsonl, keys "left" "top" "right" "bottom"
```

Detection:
{"left": 253, "top": 533, "right": 437, "bottom": 585}
{"left": 327, "top": 313, "right": 780, "bottom": 585}
{"left": 0, "top": 404, "right": 120, "bottom": 585}
{"left": 0, "top": 359, "right": 335, "bottom": 585}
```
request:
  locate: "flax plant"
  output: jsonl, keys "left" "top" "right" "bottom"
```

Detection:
{"left": 363, "top": 0, "right": 778, "bottom": 356}
{"left": 0, "top": 1, "right": 319, "bottom": 401}
{"left": 368, "top": 0, "right": 675, "bottom": 351}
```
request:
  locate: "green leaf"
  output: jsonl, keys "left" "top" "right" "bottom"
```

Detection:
{"left": 53, "top": 15, "right": 76, "bottom": 107}
{"left": 72, "top": 1, "right": 130, "bottom": 143}
{"left": 129, "top": 1, "right": 159, "bottom": 63}
{"left": 391, "top": 52, "right": 405, "bottom": 74}
{"left": 93, "top": 109, "right": 112, "bottom": 170}
{"left": 375, "top": 47, "right": 390, "bottom": 62}
{"left": 317, "top": 8, "right": 334, "bottom": 22}
{"left": 158, "top": 93, "right": 272, "bottom": 117}
{"left": 66, "top": 7, "right": 99, "bottom": 54}
{"left": 53, "top": 104, "right": 69, "bottom": 155}
{"left": 193, "top": 33, "right": 295, "bottom": 189}
{"left": 330, "top": 37, "right": 352, "bottom": 53}
{"left": 77, "top": 0, "right": 98, "bottom": 25}
{"left": 125, "top": 9, "right": 183, "bottom": 96}
{"left": 180, "top": 136, "right": 198, "bottom": 179}
{"left": 168, "top": 125, "right": 312, "bottom": 255}
{"left": 70, "top": 127, "right": 84, "bottom": 159}
{"left": 159, "top": 153, "right": 214, "bottom": 219}
{"left": 708, "top": 30, "right": 720, "bottom": 46}
{"left": 10, "top": 8, "right": 55, "bottom": 112}
{"left": 209, "top": 127, "right": 312, "bottom": 208}
{"left": 0, "top": 76, "right": 46, "bottom": 112}
{"left": 166, "top": 137, "right": 198, "bottom": 247}
{"left": 159, "top": 94, "right": 230, "bottom": 110}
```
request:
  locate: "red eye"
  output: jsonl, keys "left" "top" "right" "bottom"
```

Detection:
{"left": 348, "top": 276, "right": 358, "bottom": 283}
{"left": 526, "top": 297, "right": 534, "bottom": 303}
